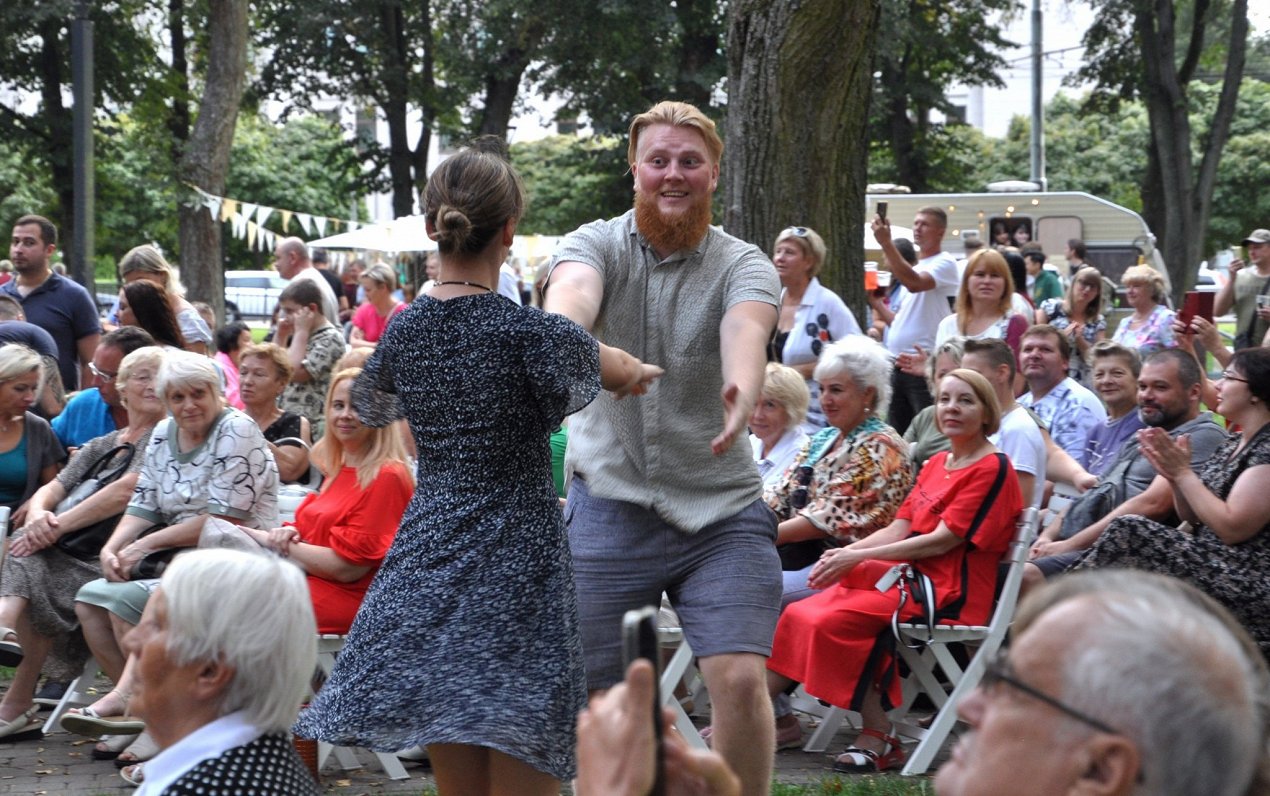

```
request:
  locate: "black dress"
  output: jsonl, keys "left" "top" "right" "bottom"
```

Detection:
{"left": 293, "top": 293, "right": 600, "bottom": 779}
{"left": 1077, "top": 423, "right": 1270, "bottom": 659}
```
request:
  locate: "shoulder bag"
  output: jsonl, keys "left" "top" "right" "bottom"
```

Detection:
{"left": 53, "top": 444, "right": 136, "bottom": 561}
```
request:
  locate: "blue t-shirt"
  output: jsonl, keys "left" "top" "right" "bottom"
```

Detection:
{"left": 51, "top": 388, "right": 117, "bottom": 448}
{"left": 1, "top": 273, "right": 101, "bottom": 391}
{"left": 1084, "top": 411, "right": 1147, "bottom": 478}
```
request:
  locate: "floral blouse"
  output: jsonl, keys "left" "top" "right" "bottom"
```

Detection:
{"left": 1040, "top": 298, "right": 1107, "bottom": 383}
{"left": 765, "top": 415, "right": 912, "bottom": 544}
{"left": 1112, "top": 304, "right": 1178, "bottom": 357}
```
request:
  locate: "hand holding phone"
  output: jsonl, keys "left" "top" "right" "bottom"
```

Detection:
{"left": 622, "top": 606, "right": 664, "bottom": 796}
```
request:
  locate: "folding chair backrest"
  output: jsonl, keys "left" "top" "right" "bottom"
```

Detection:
{"left": 988, "top": 506, "right": 1040, "bottom": 636}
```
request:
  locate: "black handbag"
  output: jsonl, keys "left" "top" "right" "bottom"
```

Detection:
{"left": 128, "top": 523, "right": 185, "bottom": 580}
{"left": 53, "top": 444, "right": 136, "bottom": 561}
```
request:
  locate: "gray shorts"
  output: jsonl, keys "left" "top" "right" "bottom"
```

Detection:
{"left": 1033, "top": 550, "right": 1083, "bottom": 578}
{"left": 566, "top": 479, "right": 781, "bottom": 690}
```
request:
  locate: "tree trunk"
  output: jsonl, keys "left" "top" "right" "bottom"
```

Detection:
{"left": 1137, "top": 0, "right": 1247, "bottom": 303}
{"left": 724, "top": 0, "right": 880, "bottom": 321}
{"left": 476, "top": 16, "right": 546, "bottom": 138}
{"left": 177, "top": 0, "right": 248, "bottom": 322}
{"left": 167, "top": 0, "right": 190, "bottom": 166}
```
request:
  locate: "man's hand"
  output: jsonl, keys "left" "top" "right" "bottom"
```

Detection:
{"left": 897, "top": 345, "right": 927, "bottom": 378}
{"left": 711, "top": 382, "right": 750, "bottom": 455}
{"left": 870, "top": 215, "right": 893, "bottom": 248}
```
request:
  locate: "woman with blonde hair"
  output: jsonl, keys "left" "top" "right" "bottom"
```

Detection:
{"left": 768, "top": 226, "right": 861, "bottom": 432}
{"left": 349, "top": 262, "right": 406, "bottom": 349}
{"left": 241, "top": 367, "right": 412, "bottom": 634}
{"left": 0, "top": 344, "right": 64, "bottom": 521}
{"left": 935, "top": 249, "right": 1028, "bottom": 358}
{"left": 1035, "top": 266, "right": 1107, "bottom": 384}
{"left": 117, "top": 244, "right": 212, "bottom": 355}
{"left": 1112, "top": 265, "right": 1177, "bottom": 357}
{"left": 749, "top": 363, "right": 810, "bottom": 488}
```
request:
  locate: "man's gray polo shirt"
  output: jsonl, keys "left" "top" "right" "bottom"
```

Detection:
{"left": 550, "top": 210, "right": 780, "bottom": 532}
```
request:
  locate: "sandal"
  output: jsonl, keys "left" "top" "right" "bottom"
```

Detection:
{"left": 116, "top": 730, "right": 159, "bottom": 768}
{"left": 120, "top": 762, "right": 144, "bottom": 787}
{"left": 60, "top": 705, "right": 146, "bottom": 736}
{"left": 0, "top": 707, "right": 41, "bottom": 739}
{"left": 0, "top": 627, "right": 22, "bottom": 667}
{"left": 93, "top": 732, "right": 141, "bottom": 761}
{"left": 832, "top": 728, "right": 905, "bottom": 773}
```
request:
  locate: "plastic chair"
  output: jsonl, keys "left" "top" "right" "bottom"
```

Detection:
{"left": 312, "top": 634, "right": 410, "bottom": 780}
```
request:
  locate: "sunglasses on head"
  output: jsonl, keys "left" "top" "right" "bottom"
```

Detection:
{"left": 781, "top": 226, "right": 810, "bottom": 238}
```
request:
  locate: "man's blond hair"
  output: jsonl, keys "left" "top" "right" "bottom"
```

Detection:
{"left": 627, "top": 101, "right": 724, "bottom": 168}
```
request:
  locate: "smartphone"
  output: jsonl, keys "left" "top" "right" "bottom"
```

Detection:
{"left": 1179, "top": 291, "right": 1214, "bottom": 326}
{"left": 622, "top": 606, "right": 664, "bottom": 796}
{"left": 877, "top": 201, "right": 888, "bottom": 221}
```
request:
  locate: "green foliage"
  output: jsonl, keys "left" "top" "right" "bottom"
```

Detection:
{"left": 770, "top": 776, "right": 933, "bottom": 795}
{"left": 0, "top": 140, "right": 59, "bottom": 229}
{"left": 511, "top": 135, "right": 632, "bottom": 235}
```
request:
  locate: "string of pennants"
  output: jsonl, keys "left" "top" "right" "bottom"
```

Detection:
{"left": 185, "top": 184, "right": 360, "bottom": 252}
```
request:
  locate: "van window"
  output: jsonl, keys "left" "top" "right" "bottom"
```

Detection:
{"left": 988, "top": 216, "right": 1034, "bottom": 248}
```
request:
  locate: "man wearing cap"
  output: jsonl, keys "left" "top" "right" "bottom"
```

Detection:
{"left": 1216, "top": 229, "right": 1270, "bottom": 348}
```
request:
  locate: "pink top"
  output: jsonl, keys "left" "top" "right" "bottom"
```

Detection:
{"left": 214, "top": 351, "right": 244, "bottom": 409}
{"left": 352, "top": 301, "right": 406, "bottom": 343}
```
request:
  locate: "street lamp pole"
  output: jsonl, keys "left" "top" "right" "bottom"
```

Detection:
{"left": 71, "top": 0, "right": 95, "bottom": 288}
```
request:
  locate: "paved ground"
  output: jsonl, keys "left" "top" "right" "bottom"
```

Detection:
{"left": 0, "top": 675, "right": 944, "bottom": 794}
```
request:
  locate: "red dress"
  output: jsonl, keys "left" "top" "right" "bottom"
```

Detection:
{"left": 292, "top": 462, "right": 413, "bottom": 633}
{"left": 766, "top": 452, "right": 1022, "bottom": 710}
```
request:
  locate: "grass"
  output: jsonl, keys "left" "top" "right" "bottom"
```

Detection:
{"left": 772, "top": 777, "right": 933, "bottom": 795}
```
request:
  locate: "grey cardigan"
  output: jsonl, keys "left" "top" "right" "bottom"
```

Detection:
{"left": 7, "top": 412, "right": 67, "bottom": 512}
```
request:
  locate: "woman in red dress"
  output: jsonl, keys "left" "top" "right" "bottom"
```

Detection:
{"left": 765, "top": 369, "right": 1022, "bottom": 773}
{"left": 245, "top": 367, "right": 413, "bottom": 632}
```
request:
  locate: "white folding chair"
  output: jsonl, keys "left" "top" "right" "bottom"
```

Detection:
{"left": 312, "top": 634, "right": 410, "bottom": 780}
{"left": 657, "top": 626, "right": 708, "bottom": 750}
{"left": 894, "top": 506, "right": 1040, "bottom": 775}
{"left": 43, "top": 655, "right": 100, "bottom": 735}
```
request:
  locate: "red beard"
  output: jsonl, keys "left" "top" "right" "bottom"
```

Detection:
{"left": 634, "top": 189, "right": 713, "bottom": 256}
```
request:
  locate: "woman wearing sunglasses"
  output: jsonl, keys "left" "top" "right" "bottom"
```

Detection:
{"left": 768, "top": 226, "right": 861, "bottom": 433}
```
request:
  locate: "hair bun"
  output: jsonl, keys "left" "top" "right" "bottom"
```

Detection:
{"left": 435, "top": 204, "right": 474, "bottom": 244}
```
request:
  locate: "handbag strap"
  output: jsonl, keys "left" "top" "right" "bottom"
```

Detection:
{"left": 81, "top": 443, "right": 135, "bottom": 484}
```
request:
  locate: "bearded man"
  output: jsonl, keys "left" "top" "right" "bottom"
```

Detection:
{"left": 544, "top": 100, "right": 781, "bottom": 796}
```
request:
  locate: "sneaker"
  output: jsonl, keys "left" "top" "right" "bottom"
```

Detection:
{"left": 33, "top": 680, "right": 70, "bottom": 709}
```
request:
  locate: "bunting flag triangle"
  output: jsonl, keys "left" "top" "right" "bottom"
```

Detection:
{"left": 231, "top": 211, "right": 248, "bottom": 239}
{"left": 204, "top": 196, "right": 223, "bottom": 220}
{"left": 297, "top": 214, "right": 312, "bottom": 235}
{"left": 246, "top": 220, "right": 258, "bottom": 250}
{"left": 256, "top": 206, "right": 275, "bottom": 227}
{"left": 240, "top": 203, "right": 259, "bottom": 225}
{"left": 281, "top": 210, "right": 292, "bottom": 232}
{"left": 220, "top": 199, "right": 238, "bottom": 223}
{"left": 313, "top": 217, "right": 327, "bottom": 236}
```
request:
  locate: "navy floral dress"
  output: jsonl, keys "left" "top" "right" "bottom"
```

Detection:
{"left": 293, "top": 293, "right": 600, "bottom": 779}
{"left": 1077, "top": 423, "right": 1270, "bottom": 660}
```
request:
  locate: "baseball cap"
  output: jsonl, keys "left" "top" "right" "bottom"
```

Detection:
{"left": 1241, "top": 229, "right": 1270, "bottom": 245}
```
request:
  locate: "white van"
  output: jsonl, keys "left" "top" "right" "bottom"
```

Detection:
{"left": 865, "top": 190, "right": 1167, "bottom": 290}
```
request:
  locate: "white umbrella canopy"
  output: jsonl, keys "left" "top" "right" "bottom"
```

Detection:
{"left": 863, "top": 222, "right": 914, "bottom": 251}
{"left": 308, "top": 215, "right": 437, "bottom": 252}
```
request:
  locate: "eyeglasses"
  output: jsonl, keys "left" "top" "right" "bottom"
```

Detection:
{"left": 781, "top": 226, "right": 810, "bottom": 238}
{"left": 790, "top": 464, "right": 814, "bottom": 510}
{"left": 127, "top": 371, "right": 156, "bottom": 385}
{"left": 980, "top": 651, "right": 1119, "bottom": 735}
{"left": 89, "top": 363, "right": 118, "bottom": 382}
{"left": 1220, "top": 371, "right": 1249, "bottom": 384}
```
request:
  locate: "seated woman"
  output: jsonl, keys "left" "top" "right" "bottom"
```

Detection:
{"left": 1112, "top": 265, "right": 1177, "bottom": 357}
{"left": 765, "top": 369, "right": 1022, "bottom": 772}
{"left": 66, "top": 352, "right": 279, "bottom": 762}
{"left": 117, "top": 244, "right": 213, "bottom": 355}
{"left": 1077, "top": 347, "right": 1270, "bottom": 660}
{"left": 749, "top": 363, "right": 810, "bottom": 489}
{"left": 766, "top": 337, "right": 913, "bottom": 605}
{"left": 237, "top": 343, "right": 312, "bottom": 484}
{"left": 1035, "top": 266, "right": 1107, "bottom": 385}
{"left": 118, "top": 549, "right": 320, "bottom": 793}
{"left": 241, "top": 367, "right": 413, "bottom": 634}
{"left": 0, "top": 343, "right": 65, "bottom": 523}
{"left": 0, "top": 347, "right": 166, "bottom": 738}
{"left": 349, "top": 262, "right": 406, "bottom": 349}
{"left": 213, "top": 321, "right": 252, "bottom": 410}
{"left": 902, "top": 338, "right": 965, "bottom": 473}
{"left": 118, "top": 280, "right": 187, "bottom": 352}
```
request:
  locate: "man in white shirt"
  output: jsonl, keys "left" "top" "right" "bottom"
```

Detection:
{"left": 1018, "top": 324, "right": 1107, "bottom": 466}
{"left": 962, "top": 338, "right": 1046, "bottom": 510}
{"left": 273, "top": 237, "right": 339, "bottom": 325}
{"left": 871, "top": 207, "right": 958, "bottom": 434}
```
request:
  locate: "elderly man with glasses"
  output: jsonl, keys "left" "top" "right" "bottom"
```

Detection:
{"left": 935, "top": 569, "right": 1268, "bottom": 796}
{"left": 50, "top": 327, "right": 155, "bottom": 449}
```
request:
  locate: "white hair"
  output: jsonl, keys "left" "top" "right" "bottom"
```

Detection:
{"left": 812, "top": 335, "right": 894, "bottom": 416}
{"left": 160, "top": 549, "right": 317, "bottom": 732}
{"left": 157, "top": 349, "right": 223, "bottom": 405}
{"left": 1032, "top": 570, "right": 1267, "bottom": 796}
{"left": 0, "top": 343, "right": 44, "bottom": 389}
